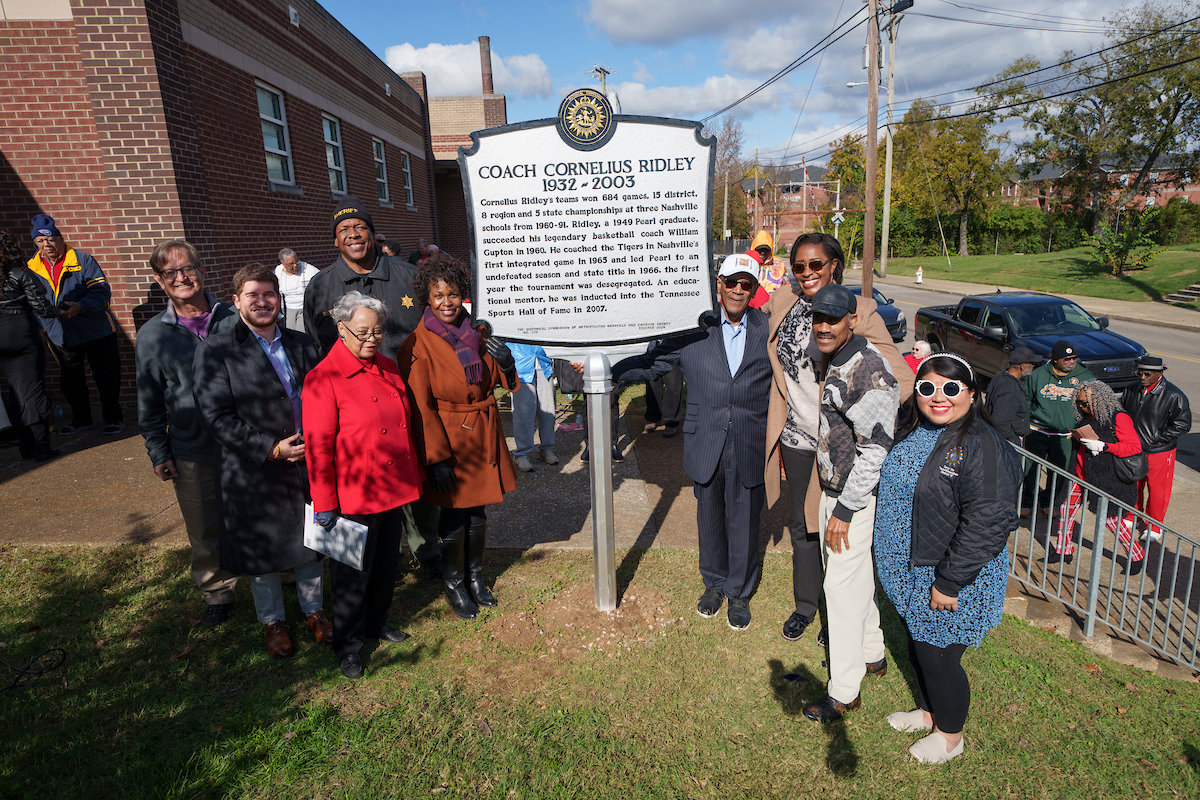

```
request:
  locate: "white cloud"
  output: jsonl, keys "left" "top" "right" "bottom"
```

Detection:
{"left": 632, "top": 59, "right": 653, "bottom": 83}
{"left": 384, "top": 42, "right": 554, "bottom": 99}
{"left": 585, "top": 0, "right": 796, "bottom": 44}
{"left": 609, "top": 75, "right": 776, "bottom": 119}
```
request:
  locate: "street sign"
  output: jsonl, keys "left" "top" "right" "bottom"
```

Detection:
{"left": 831, "top": 212, "right": 845, "bottom": 224}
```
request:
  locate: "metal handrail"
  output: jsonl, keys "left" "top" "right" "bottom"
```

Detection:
{"left": 1010, "top": 445, "right": 1199, "bottom": 668}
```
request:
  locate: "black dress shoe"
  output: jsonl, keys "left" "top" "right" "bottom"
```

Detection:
{"left": 377, "top": 624, "right": 410, "bottom": 644}
{"left": 199, "top": 602, "right": 233, "bottom": 627}
{"left": 802, "top": 694, "right": 861, "bottom": 723}
{"left": 782, "top": 612, "right": 812, "bottom": 641}
{"left": 696, "top": 587, "right": 723, "bottom": 618}
{"left": 817, "top": 626, "right": 828, "bottom": 647}
{"left": 1046, "top": 550, "right": 1073, "bottom": 565}
{"left": 611, "top": 445, "right": 624, "bottom": 462}
{"left": 727, "top": 598, "right": 751, "bottom": 631}
{"left": 341, "top": 654, "right": 364, "bottom": 679}
{"left": 1127, "top": 558, "right": 1145, "bottom": 576}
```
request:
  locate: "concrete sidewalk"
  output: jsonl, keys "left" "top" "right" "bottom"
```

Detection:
{"left": 846, "top": 268, "right": 1200, "bottom": 333}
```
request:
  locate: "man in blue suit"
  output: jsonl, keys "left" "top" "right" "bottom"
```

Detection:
{"left": 614, "top": 253, "right": 773, "bottom": 630}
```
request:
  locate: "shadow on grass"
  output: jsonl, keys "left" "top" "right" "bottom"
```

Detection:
{"left": 767, "top": 658, "right": 858, "bottom": 777}
{"left": 1184, "top": 740, "right": 1200, "bottom": 772}
{"left": 1060, "top": 255, "right": 1164, "bottom": 300}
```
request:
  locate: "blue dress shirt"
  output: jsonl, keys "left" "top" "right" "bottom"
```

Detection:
{"left": 721, "top": 313, "right": 747, "bottom": 377}
{"left": 252, "top": 326, "right": 302, "bottom": 431}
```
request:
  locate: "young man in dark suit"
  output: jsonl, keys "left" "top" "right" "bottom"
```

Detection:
{"left": 614, "top": 253, "right": 773, "bottom": 630}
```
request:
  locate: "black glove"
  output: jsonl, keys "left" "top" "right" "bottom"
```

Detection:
{"left": 428, "top": 460, "right": 457, "bottom": 495}
{"left": 485, "top": 336, "right": 515, "bottom": 371}
{"left": 313, "top": 509, "right": 339, "bottom": 531}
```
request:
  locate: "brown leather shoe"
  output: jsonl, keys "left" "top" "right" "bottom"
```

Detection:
{"left": 866, "top": 657, "right": 888, "bottom": 678}
{"left": 802, "top": 694, "right": 861, "bottom": 723}
{"left": 265, "top": 621, "right": 294, "bottom": 658}
{"left": 305, "top": 610, "right": 333, "bottom": 646}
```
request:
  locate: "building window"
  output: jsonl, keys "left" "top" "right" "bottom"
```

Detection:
{"left": 257, "top": 84, "right": 293, "bottom": 184}
{"left": 1146, "top": 197, "right": 1155, "bottom": 207}
{"left": 401, "top": 151, "right": 414, "bottom": 207}
{"left": 1149, "top": 171, "right": 1160, "bottom": 181}
{"left": 323, "top": 115, "right": 345, "bottom": 195}
{"left": 373, "top": 138, "right": 389, "bottom": 202}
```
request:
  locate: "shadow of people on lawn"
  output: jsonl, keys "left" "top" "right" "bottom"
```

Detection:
{"left": 767, "top": 658, "right": 858, "bottom": 777}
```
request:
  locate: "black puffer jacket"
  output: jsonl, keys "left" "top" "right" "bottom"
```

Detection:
{"left": 0, "top": 265, "right": 61, "bottom": 318}
{"left": 910, "top": 417, "right": 1022, "bottom": 597}
{"left": 1121, "top": 378, "right": 1191, "bottom": 454}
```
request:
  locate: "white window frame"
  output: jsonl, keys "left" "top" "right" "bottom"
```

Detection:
{"left": 401, "top": 151, "right": 414, "bottom": 207}
{"left": 257, "top": 82, "right": 294, "bottom": 186}
{"left": 373, "top": 138, "right": 389, "bottom": 203}
{"left": 323, "top": 114, "right": 346, "bottom": 195}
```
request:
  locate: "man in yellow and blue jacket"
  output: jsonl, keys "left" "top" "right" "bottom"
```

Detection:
{"left": 27, "top": 213, "right": 125, "bottom": 435}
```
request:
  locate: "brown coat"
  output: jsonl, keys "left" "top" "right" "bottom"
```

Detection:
{"left": 763, "top": 285, "right": 914, "bottom": 533}
{"left": 396, "top": 321, "right": 518, "bottom": 508}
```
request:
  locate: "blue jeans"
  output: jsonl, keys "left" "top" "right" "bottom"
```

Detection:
{"left": 512, "top": 363, "right": 556, "bottom": 458}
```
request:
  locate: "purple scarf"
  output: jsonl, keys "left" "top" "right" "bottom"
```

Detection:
{"left": 423, "top": 306, "right": 484, "bottom": 384}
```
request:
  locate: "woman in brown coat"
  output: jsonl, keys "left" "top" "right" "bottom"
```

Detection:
{"left": 397, "top": 254, "right": 519, "bottom": 620}
{"left": 764, "top": 233, "right": 914, "bottom": 643}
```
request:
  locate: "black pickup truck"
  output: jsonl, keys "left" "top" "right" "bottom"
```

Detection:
{"left": 914, "top": 292, "right": 1147, "bottom": 389}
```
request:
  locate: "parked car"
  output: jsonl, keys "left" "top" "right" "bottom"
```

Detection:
{"left": 914, "top": 291, "right": 1146, "bottom": 389}
{"left": 849, "top": 285, "right": 906, "bottom": 342}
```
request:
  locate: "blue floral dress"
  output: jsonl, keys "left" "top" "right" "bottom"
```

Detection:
{"left": 874, "top": 422, "right": 1008, "bottom": 647}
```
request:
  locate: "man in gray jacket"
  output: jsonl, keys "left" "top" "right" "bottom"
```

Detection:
{"left": 136, "top": 240, "right": 238, "bottom": 626}
{"left": 984, "top": 346, "right": 1039, "bottom": 446}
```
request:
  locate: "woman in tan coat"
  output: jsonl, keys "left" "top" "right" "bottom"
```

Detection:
{"left": 764, "top": 233, "right": 913, "bottom": 643}
{"left": 397, "top": 254, "right": 519, "bottom": 620}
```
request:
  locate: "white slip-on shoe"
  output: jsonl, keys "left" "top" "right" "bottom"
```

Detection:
{"left": 908, "top": 731, "right": 964, "bottom": 764}
{"left": 887, "top": 709, "right": 933, "bottom": 733}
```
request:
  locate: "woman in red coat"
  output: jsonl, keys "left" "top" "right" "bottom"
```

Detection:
{"left": 397, "top": 254, "right": 518, "bottom": 620}
{"left": 303, "top": 291, "right": 422, "bottom": 679}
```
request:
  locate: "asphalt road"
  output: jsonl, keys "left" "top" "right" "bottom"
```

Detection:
{"left": 874, "top": 281, "right": 1200, "bottom": 475}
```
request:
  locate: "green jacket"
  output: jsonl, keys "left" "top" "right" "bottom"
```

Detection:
{"left": 1025, "top": 362, "right": 1096, "bottom": 433}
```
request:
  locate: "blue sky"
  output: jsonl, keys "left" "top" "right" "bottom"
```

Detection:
{"left": 323, "top": 0, "right": 1135, "bottom": 168}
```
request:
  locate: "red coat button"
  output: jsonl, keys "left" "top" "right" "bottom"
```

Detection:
{"left": 372, "top": 397, "right": 378, "bottom": 402}
{"left": 385, "top": 459, "right": 393, "bottom": 466}
{"left": 380, "top": 428, "right": 387, "bottom": 434}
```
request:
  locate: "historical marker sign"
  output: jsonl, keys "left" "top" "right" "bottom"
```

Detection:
{"left": 460, "top": 90, "right": 716, "bottom": 346}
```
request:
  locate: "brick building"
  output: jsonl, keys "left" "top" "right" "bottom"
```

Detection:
{"left": 0, "top": 0, "right": 438, "bottom": 401}
{"left": 1002, "top": 158, "right": 1198, "bottom": 211}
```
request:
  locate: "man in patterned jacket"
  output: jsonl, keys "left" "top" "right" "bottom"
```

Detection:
{"left": 803, "top": 283, "right": 900, "bottom": 723}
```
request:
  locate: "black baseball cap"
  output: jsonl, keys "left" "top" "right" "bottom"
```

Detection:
{"left": 811, "top": 284, "right": 857, "bottom": 318}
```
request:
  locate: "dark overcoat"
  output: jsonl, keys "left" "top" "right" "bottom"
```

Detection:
{"left": 193, "top": 320, "right": 322, "bottom": 575}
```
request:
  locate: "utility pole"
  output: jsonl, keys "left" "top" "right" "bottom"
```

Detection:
{"left": 722, "top": 171, "right": 729, "bottom": 250}
{"left": 754, "top": 148, "right": 760, "bottom": 233}
{"left": 592, "top": 65, "right": 612, "bottom": 94}
{"left": 879, "top": 13, "right": 901, "bottom": 279}
{"left": 862, "top": 0, "right": 880, "bottom": 296}
{"left": 834, "top": 178, "right": 842, "bottom": 240}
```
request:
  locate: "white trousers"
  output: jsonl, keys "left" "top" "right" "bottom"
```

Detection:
{"left": 819, "top": 492, "right": 885, "bottom": 704}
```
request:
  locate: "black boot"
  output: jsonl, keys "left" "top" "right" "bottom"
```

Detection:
{"left": 439, "top": 527, "right": 478, "bottom": 620}
{"left": 466, "top": 520, "right": 497, "bottom": 608}
{"left": 31, "top": 420, "right": 60, "bottom": 463}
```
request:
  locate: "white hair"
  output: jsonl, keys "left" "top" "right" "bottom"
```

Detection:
{"left": 912, "top": 341, "right": 932, "bottom": 359}
{"left": 278, "top": 248, "right": 296, "bottom": 262}
{"left": 331, "top": 291, "right": 389, "bottom": 325}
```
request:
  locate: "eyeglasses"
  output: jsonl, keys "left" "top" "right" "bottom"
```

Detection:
{"left": 1137, "top": 370, "right": 1159, "bottom": 376}
{"left": 793, "top": 258, "right": 832, "bottom": 273}
{"left": 916, "top": 379, "right": 967, "bottom": 398}
{"left": 721, "top": 277, "right": 756, "bottom": 292}
{"left": 156, "top": 265, "right": 197, "bottom": 282}
{"left": 340, "top": 324, "right": 385, "bottom": 342}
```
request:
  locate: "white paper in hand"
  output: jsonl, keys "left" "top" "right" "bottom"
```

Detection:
{"left": 303, "top": 503, "right": 368, "bottom": 570}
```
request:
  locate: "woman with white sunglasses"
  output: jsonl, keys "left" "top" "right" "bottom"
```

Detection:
{"left": 873, "top": 352, "right": 1022, "bottom": 764}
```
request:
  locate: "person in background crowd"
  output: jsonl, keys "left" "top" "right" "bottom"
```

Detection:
{"left": 0, "top": 230, "right": 61, "bottom": 462}
{"left": 381, "top": 239, "right": 403, "bottom": 258}
{"left": 613, "top": 253, "right": 773, "bottom": 632}
{"left": 303, "top": 198, "right": 440, "bottom": 578}
{"left": 801, "top": 283, "right": 899, "bottom": 723}
{"left": 274, "top": 248, "right": 320, "bottom": 333}
{"left": 26, "top": 213, "right": 124, "bottom": 435}
{"left": 752, "top": 230, "right": 788, "bottom": 296}
{"left": 763, "top": 231, "right": 911, "bottom": 645}
{"left": 509, "top": 343, "right": 559, "bottom": 472}
{"left": 408, "top": 238, "right": 429, "bottom": 265}
{"left": 1021, "top": 341, "right": 1095, "bottom": 515}
{"left": 743, "top": 249, "right": 771, "bottom": 309}
{"left": 304, "top": 292, "right": 421, "bottom": 679}
{"left": 904, "top": 340, "right": 932, "bottom": 374}
{"left": 641, "top": 355, "right": 684, "bottom": 439}
{"left": 418, "top": 244, "right": 441, "bottom": 265}
{"left": 194, "top": 263, "right": 329, "bottom": 658}
{"left": 1122, "top": 356, "right": 1192, "bottom": 542}
{"left": 874, "top": 353, "right": 1020, "bottom": 764}
{"left": 984, "top": 346, "right": 1040, "bottom": 446}
{"left": 137, "top": 239, "right": 239, "bottom": 626}
{"left": 1049, "top": 381, "right": 1146, "bottom": 574}
{"left": 398, "top": 254, "right": 518, "bottom": 621}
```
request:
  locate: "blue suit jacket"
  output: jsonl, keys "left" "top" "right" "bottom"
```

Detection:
{"left": 615, "top": 308, "right": 771, "bottom": 486}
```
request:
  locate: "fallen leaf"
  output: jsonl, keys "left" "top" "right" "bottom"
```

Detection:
{"left": 1007, "top": 703, "right": 1020, "bottom": 713}
{"left": 477, "top": 719, "right": 492, "bottom": 735}
{"left": 0, "top": 642, "right": 6, "bottom": 648}
{"left": 1116, "top": 706, "right": 1127, "bottom": 715}
{"left": 26, "top": 625, "right": 41, "bottom": 634}
{"left": 1125, "top": 682, "right": 1136, "bottom": 691}
{"left": 1068, "top": 724, "right": 1076, "bottom": 730}
{"left": 1083, "top": 663, "right": 1101, "bottom": 675}
{"left": 39, "top": 567, "right": 50, "bottom": 574}
{"left": 1091, "top": 709, "right": 1101, "bottom": 718}
{"left": 1167, "top": 689, "right": 1177, "bottom": 696}
{"left": 170, "top": 645, "right": 192, "bottom": 662}
{"left": 61, "top": 676, "right": 68, "bottom": 689}
{"left": 284, "top": 732, "right": 296, "bottom": 740}
{"left": 210, "top": 723, "right": 223, "bottom": 732}
{"left": 1140, "top": 759, "right": 1154, "bottom": 767}
{"left": 188, "top": 616, "right": 201, "bottom": 627}
{"left": 432, "top": 788, "right": 446, "bottom": 795}
{"left": 130, "top": 622, "right": 146, "bottom": 635}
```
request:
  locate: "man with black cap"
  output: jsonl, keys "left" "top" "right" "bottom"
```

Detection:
{"left": 1121, "top": 356, "right": 1192, "bottom": 541}
{"left": 302, "top": 197, "right": 422, "bottom": 362}
{"left": 612, "top": 252, "right": 772, "bottom": 632}
{"left": 800, "top": 282, "right": 898, "bottom": 723}
{"left": 985, "top": 346, "right": 1040, "bottom": 446}
{"left": 302, "top": 196, "right": 439, "bottom": 577}
{"left": 1021, "top": 341, "right": 1095, "bottom": 514}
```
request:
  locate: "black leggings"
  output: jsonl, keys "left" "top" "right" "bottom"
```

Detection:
{"left": 909, "top": 636, "right": 970, "bottom": 734}
{"left": 439, "top": 506, "right": 486, "bottom": 534}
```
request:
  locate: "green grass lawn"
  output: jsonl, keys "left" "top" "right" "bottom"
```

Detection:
{"left": 2, "top": 544, "right": 1197, "bottom": 799}
{"left": 880, "top": 245, "right": 1200, "bottom": 303}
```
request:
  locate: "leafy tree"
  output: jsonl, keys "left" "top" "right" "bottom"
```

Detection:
{"left": 1088, "top": 214, "right": 1160, "bottom": 276}
{"left": 984, "top": 1, "right": 1200, "bottom": 234}
{"left": 703, "top": 117, "right": 752, "bottom": 240}
{"left": 825, "top": 134, "right": 866, "bottom": 208}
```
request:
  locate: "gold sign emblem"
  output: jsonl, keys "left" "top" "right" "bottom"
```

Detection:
{"left": 557, "top": 88, "right": 615, "bottom": 151}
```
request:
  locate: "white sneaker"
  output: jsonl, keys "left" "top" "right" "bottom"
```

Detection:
{"left": 1141, "top": 530, "right": 1163, "bottom": 543}
{"left": 908, "top": 731, "right": 964, "bottom": 764}
{"left": 515, "top": 456, "right": 534, "bottom": 472}
{"left": 887, "top": 709, "right": 933, "bottom": 733}
{"left": 539, "top": 450, "right": 559, "bottom": 465}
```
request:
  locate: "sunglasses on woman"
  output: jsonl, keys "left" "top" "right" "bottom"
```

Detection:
{"left": 916, "top": 379, "right": 967, "bottom": 398}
